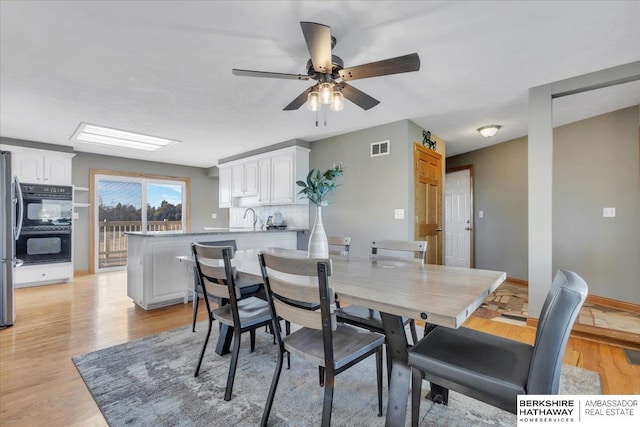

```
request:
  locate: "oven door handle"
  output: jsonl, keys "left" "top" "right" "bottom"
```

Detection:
{"left": 14, "top": 176, "right": 24, "bottom": 240}
{"left": 20, "top": 229, "right": 71, "bottom": 236}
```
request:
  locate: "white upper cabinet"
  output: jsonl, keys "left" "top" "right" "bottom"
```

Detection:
{"left": 257, "top": 158, "right": 271, "bottom": 205}
{"left": 2, "top": 145, "right": 74, "bottom": 185}
{"left": 231, "top": 161, "right": 258, "bottom": 197}
{"left": 218, "top": 146, "right": 309, "bottom": 208}
{"left": 218, "top": 166, "right": 233, "bottom": 208}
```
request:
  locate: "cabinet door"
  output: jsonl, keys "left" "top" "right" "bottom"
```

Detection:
{"left": 271, "top": 153, "right": 295, "bottom": 204}
{"left": 257, "top": 158, "right": 271, "bottom": 205}
{"left": 218, "top": 166, "right": 233, "bottom": 208}
{"left": 13, "top": 150, "right": 43, "bottom": 183}
{"left": 43, "top": 153, "right": 72, "bottom": 185}
{"left": 231, "top": 164, "right": 245, "bottom": 197}
{"left": 243, "top": 160, "right": 259, "bottom": 196}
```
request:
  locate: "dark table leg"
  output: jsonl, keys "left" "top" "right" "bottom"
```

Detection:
{"left": 380, "top": 312, "right": 410, "bottom": 427}
{"left": 215, "top": 324, "right": 233, "bottom": 355}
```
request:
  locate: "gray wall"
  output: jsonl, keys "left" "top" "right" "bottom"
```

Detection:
{"left": 72, "top": 152, "right": 225, "bottom": 271}
{"left": 552, "top": 106, "right": 639, "bottom": 303}
{"left": 309, "top": 120, "right": 429, "bottom": 260}
{"left": 447, "top": 136, "right": 529, "bottom": 281}
{"left": 447, "top": 106, "right": 639, "bottom": 303}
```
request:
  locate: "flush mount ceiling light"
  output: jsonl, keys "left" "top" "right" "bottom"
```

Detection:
{"left": 70, "top": 123, "right": 179, "bottom": 152}
{"left": 477, "top": 125, "right": 502, "bottom": 138}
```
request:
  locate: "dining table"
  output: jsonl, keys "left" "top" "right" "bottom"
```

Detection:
{"left": 215, "top": 248, "right": 506, "bottom": 427}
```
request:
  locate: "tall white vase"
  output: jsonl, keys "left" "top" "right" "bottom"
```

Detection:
{"left": 308, "top": 205, "right": 328, "bottom": 258}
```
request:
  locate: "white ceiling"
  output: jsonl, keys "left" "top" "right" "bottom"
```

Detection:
{"left": 1, "top": 1, "right": 639, "bottom": 168}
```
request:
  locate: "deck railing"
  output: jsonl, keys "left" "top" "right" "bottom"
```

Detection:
{"left": 98, "top": 219, "right": 183, "bottom": 268}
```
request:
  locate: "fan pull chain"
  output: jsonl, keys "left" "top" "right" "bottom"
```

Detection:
{"left": 324, "top": 110, "right": 327, "bottom": 127}
{"left": 315, "top": 109, "right": 319, "bottom": 127}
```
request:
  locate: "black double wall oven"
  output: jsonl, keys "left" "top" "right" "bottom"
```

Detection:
{"left": 16, "top": 184, "right": 73, "bottom": 265}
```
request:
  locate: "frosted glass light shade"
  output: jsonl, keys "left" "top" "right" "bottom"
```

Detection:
{"left": 330, "top": 91, "right": 344, "bottom": 111}
{"left": 307, "top": 91, "right": 320, "bottom": 111}
{"left": 319, "top": 82, "right": 333, "bottom": 105}
{"left": 477, "top": 125, "right": 501, "bottom": 138}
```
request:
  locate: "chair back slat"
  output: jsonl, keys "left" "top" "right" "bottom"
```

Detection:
{"left": 370, "top": 239, "right": 427, "bottom": 263}
{"left": 261, "top": 252, "right": 331, "bottom": 276}
{"left": 527, "top": 270, "right": 588, "bottom": 394}
{"left": 268, "top": 275, "right": 321, "bottom": 304}
{"left": 328, "top": 236, "right": 352, "bottom": 259}
{"left": 273, "top": 298, "right": 323, "bottom": 330}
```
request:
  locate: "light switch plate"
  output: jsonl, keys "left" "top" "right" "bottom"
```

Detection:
{"left": 211, "top": 213, "right": 217, "bottom": 219}
{"left": 479, "top": 210, "right": 484, "bottom": 218}
{"left": 603, "top": 207, "right": 616, "bottom": 217}
{"left": 73, "top": 212, "right": 79, "bottom": 220}
{"left": 394, "top": 209, "right": 405, "bottom": 219}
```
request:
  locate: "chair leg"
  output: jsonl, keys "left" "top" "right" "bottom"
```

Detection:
{"left": 285, "top": 321, "right": 291, "bottom": 370}
{"left": 250, "top": 329, "right": 256, "bottom": 352}
{"left": 321, "top": 368, "right": 335, "bottom": 427}
{"left": 224, "top": 329, "right": 242, "bottom": 401}
{"left": 411, "top": 368, "right": 423, "bottom": 427}
{"left": 261, "top": 345, "right": 284, "bottom": 427}
{"left": 409, "top": 319, "right": 418, "bottom": 346}
{"left": 194, "top": 314, "right": 213, "bottom": 377}
{"left": 192, "top": 296, "right": 200, "bottom": 332}
{"left": 318, "top": 366, "right": 325, "bottom": 387}
{"left": 376, "top": 346, "right": 383, "bottom": 417}
{"left": 385, "top": 344, "right": 392, "bottom": 388}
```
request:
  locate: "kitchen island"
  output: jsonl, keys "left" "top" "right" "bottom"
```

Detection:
{"left": 126, "top": 228, "right": 304, "bottom": 309}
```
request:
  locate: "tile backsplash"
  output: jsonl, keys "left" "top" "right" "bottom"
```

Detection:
{"left": 229, "top": 205, "right": 309, "bottom": 229}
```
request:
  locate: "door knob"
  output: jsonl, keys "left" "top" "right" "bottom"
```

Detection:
{"left": 465, "top": 227, "right": 472, "bottom": 231}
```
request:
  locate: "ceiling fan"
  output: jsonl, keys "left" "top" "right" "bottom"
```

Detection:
{"left": 232, "top": 21, "right": 421, "bottom": 113}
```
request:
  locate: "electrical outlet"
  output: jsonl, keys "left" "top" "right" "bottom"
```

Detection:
{"left": 394, "top": 209, "right": 405, "bottom": 219}
{"left": 479, "top": 210, "right": 484, "bottom": 218}
{"left": 73, "top": 212, "right": 79, "bottom": 220}
{"left": 603, "top": 207, "right": 616, "bottom": 217}
{"left": 211, "top": 213, "right": 217, "bottom": 219}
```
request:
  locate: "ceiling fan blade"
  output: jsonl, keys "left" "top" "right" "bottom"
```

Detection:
{"left": 338, "top": 53, "right": 420, "bottom": 81}
{"left": 283, "top": 87, "right": 314, "bottom": 111}
{"left": 300, "top": 22, "right": 333, "bottom": 74}
{"left": 232, "top": 69, "right": 310, "bottom": 80}
{"left": 337, "top": 82, "right": 380, "bottom": 110}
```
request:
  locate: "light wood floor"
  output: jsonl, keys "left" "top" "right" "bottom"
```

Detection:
{"left": 1, "top": 272, "right": 639, "bottom": 426}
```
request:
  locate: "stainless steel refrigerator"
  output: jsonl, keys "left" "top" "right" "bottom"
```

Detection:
{"left": 1, "top": 150, "right": 23, "bottom": 328}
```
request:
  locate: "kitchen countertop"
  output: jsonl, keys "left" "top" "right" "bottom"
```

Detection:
{"left": 125, "top": 227, "right": 308, "bottom": 237}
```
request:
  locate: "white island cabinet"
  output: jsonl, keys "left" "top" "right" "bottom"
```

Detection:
{"left": 126, "top": 229, "right": 300, "bottom": 310}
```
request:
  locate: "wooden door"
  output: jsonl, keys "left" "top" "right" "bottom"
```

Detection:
{"left": 414, "top": 143, "right": 442, "bottom": 264}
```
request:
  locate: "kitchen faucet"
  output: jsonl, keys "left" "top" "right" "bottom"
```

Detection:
{"left": 242, "top": 208, "right": 260, "bottom": 230}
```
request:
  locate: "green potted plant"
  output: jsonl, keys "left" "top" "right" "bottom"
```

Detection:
{"left": 296, "top": 163, "right": 344, "bottom": 257}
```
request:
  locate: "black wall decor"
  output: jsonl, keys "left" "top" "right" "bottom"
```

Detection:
{"left": 422, "top": 130, "right": 436, "bottom": 151}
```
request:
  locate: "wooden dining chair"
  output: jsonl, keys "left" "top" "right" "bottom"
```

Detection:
{"left": 337, "top": 240, "right": 423, "bottom": 340}
{"left": 191, "top": 243, "right": 273, "bottom": 401}
{"left": 328, "top": 236, "right": 352, "bottom": 259}
{"left": 258, "top": 251, "right": 385, "bottom": 427}
{"left": 190, "top": 240, "right": 262, "bottom": 332}
{"left": 408, "top": 270, "right": 588, "bottom": 423}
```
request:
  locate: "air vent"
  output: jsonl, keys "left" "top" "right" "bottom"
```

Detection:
{"left": 370, "top": 140, "right": 390, "bottom": 157}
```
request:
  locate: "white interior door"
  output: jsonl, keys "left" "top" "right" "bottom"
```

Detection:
{"left": 444, "top": 169, "right": 472, "bottom": 267}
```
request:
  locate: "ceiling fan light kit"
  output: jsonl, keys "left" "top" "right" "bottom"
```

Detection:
{"left": 477, "top": 125, "right": 501, "bottom": 138}
{"left": 232, "top": 21, "right": 420, "bottom": 125}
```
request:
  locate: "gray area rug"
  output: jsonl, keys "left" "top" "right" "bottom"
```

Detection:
{"left": 73, "top": 322, "right": 602, "bottom": 426}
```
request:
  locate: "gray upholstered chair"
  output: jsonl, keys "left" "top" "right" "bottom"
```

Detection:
{"left": 259, "top": 251, "right": 385, "bottom": 426}
{"left": 408, "top": 269, "right": 588, "bottom": 423}
{"left": 191, "top": 243, "right": 272, "bottom": 401}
